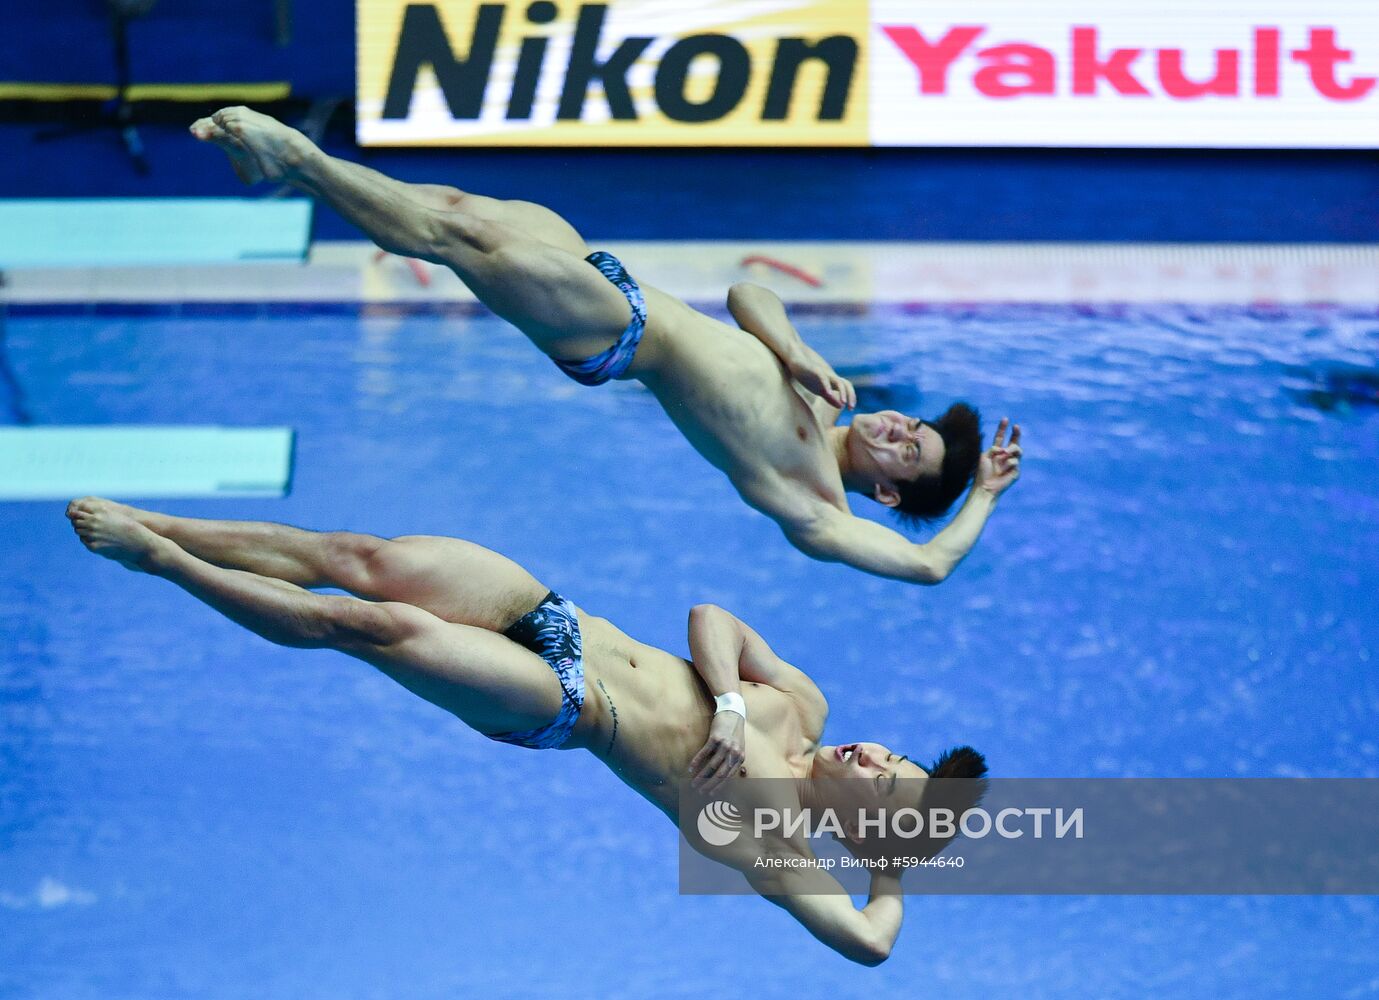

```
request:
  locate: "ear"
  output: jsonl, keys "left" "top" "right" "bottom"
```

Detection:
{"left": 843, "top": 816, "right": 863, "bottom": 842}
{"left": 873, "top": 483, "right": 901, "bottom": 508}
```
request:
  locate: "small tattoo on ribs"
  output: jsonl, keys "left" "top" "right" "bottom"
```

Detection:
{"left": 597, "top": 678, "right": 619, "bottom": 756}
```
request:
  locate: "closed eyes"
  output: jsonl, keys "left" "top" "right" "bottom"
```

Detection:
{"left": 879, "top": 754, "right": 907, "bottom": 795}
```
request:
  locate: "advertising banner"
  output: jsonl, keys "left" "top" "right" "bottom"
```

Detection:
{"left": 357, "top": 1, "right": 1379, "bottom": 148}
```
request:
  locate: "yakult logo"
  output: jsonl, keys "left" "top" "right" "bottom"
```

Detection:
{"left": 880, "top": 24, "right": 1375, "bottom": 101}
{"left": 358, "top": 1, "right": 1379, "bottom": 148}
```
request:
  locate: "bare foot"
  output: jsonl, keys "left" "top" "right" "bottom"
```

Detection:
{"left": 189, "top": 115, "right": 265, "bottom": 185}
{"left": 189, "top": 106, "right": 311, "bottom": 184}
{"left": 66, "top": 497, "right": 165, "bottom": 571}
{"left": 82, "top": 497, "right": 169, "bottom": 533}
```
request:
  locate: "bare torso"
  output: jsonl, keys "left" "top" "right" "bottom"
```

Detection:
{"left": 564, "top": 610, "right": 822, "bottom": 822}
{"left": 628, "top": 288, "right": 848, "bottom": 528}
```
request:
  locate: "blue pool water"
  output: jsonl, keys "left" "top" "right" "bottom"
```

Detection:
{"left": 2, "top": 303, "right": 1378, "bottom": 999}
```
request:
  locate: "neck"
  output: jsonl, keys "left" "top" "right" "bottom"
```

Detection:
{"left": 795, "top": 753, "right": 828, "bottom": 813}
{"left": 829, "top": 425, "right": 872, "bottom": 497}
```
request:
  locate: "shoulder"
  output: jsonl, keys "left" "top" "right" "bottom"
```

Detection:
{"left": 783, "top": 668, "right": 828, "bottom": 742}
{"left": 741, "top": 644, "right": 828, "bottom": 738}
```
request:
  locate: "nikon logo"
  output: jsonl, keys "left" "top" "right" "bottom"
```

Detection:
{"left": 382, "top": 1, "right": 858, "bottom": 123}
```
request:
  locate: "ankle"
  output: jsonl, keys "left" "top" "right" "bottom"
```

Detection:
{"left": 135, "top": 509, "right": 171, "bottom": 534}
{"left": 282, "top": 132, "right": 320, "bottom": 177}
{"left": 138, "top": 536, "right": 177, "bottom": 575}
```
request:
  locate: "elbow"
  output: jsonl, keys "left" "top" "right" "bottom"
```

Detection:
{"left": 911, "top": 557, "right": 948, "bottom": 587}
{"left": 727, "top": 282, "right": 771, "bottom": 313}
{"left": 725, "top": 283, "right": 747, "bottom": 314}
{"left": 848, "top": 939, "right": 893, "bottom": 967}
{"left": 830, "top": 921, "right": 894, "bottom": 966}
{"left": 861, "top": 945, "right": 892, "bottom": 967}
{"left": 726, "top": 281, "right": 755, "bottom": 303}
{"left": 689, "top": 603, "right": 724, "bottom": 625}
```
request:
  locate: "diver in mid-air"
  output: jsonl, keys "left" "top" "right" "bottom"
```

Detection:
{"left": 193, "top": 107, "right": 1022, "bottom": 585}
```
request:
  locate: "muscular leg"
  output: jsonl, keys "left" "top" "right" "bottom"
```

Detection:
{"left": 403, "top": 182, "right": 591, "bottom": 259}
{"left": 97, "top": 500, "right": 548, "bottom": 633}
{"left": 66, "top": 500, "right": 565, "bottom": 736}
{"left": 190, "top": 107, "right": 630, "bottom": 360}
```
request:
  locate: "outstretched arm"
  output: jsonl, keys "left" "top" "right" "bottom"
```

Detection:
{"left": 789, "top": 491, "right": 996, "bottom": 584}
{"left": 685, "top": 604, "right": 826, "bottom": 792}
{"left": 790, "top": 424, "right": 1023, "bottom": 584}
{"left": 727, "top": 282, "right": 856, "bottom": 410}
{"left": 750, "top": 865, "right": 904, "bottom": 966}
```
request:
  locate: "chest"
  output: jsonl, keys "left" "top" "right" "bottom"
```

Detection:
{"left": 739, "top": 684, "right": 812, "bottom": 778}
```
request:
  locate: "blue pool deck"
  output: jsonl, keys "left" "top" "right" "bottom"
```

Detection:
{"left": 0, "top": 199, "right": 312, "bottom": 268}
{"left": 1, "top": 244, "right": 1377, "bottom": 999}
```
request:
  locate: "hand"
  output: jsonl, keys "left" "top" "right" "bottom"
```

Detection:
{"left": 975, "top": 417, "right": 1022, "bottom": 498}
{"left": 689, "top": 710, "right": 747, "bottom": 795}
{"left": 789, "top": 345, "right": 856, "bottom": 410}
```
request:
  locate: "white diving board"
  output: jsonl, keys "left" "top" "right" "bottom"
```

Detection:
{"left": 0, "top": 198, "right": 312, "bottom": 267}
{"left": 0, "top": 426, "right": 295, "bottom": 500}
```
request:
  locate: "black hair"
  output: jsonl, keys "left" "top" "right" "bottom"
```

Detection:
{"left": 909, "top": 744, "right": 990, "bottom": 861}
{"left": 893, "top": 402, "right": 982, "bottom": 527}
{"left": 917, "top": 745, "right": 989, "bottom": 813}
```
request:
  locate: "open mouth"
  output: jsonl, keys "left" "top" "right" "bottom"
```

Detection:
{"left": 835, "top": 744, "right": 858, "bottom": 763}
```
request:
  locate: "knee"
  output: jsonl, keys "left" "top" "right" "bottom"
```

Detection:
{"left": 319, "top": 596, "right": 412, "bottom": 651}
{"left": 322, "top": 531, "right": 389, "bottom": 592}
{"left": 266, "top": 593, "right": 377, "bottom": 650}
{"left": 435, "top": 187, "right": 468, "bottom": 211}
{"left": 433, "top": 209, "right": 506, "bottom": 257}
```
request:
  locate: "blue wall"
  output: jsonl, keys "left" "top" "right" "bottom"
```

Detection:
{"left": 0, "top": 0, "right": 352, "bottom": 97}
{"left": 1, "top": 1, "right": 1375, "bottom": 243}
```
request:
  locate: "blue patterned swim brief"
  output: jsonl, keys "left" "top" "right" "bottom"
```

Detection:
{"left": 551, "top": 251, "right": 647, "bottom": 387}
{"left": 485, "top": 591, "right": 585, "bottom": 750}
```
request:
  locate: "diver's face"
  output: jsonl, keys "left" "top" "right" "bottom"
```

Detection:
{"left": 848, "top": 412, "right": 944, "bottom": 504}
{"left": 816, "top": 742, "right": 928, "bottom": 808}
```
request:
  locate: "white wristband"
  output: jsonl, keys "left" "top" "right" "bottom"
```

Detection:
{"left": 714, "top": 692, "right": 747, "bottom": 721}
